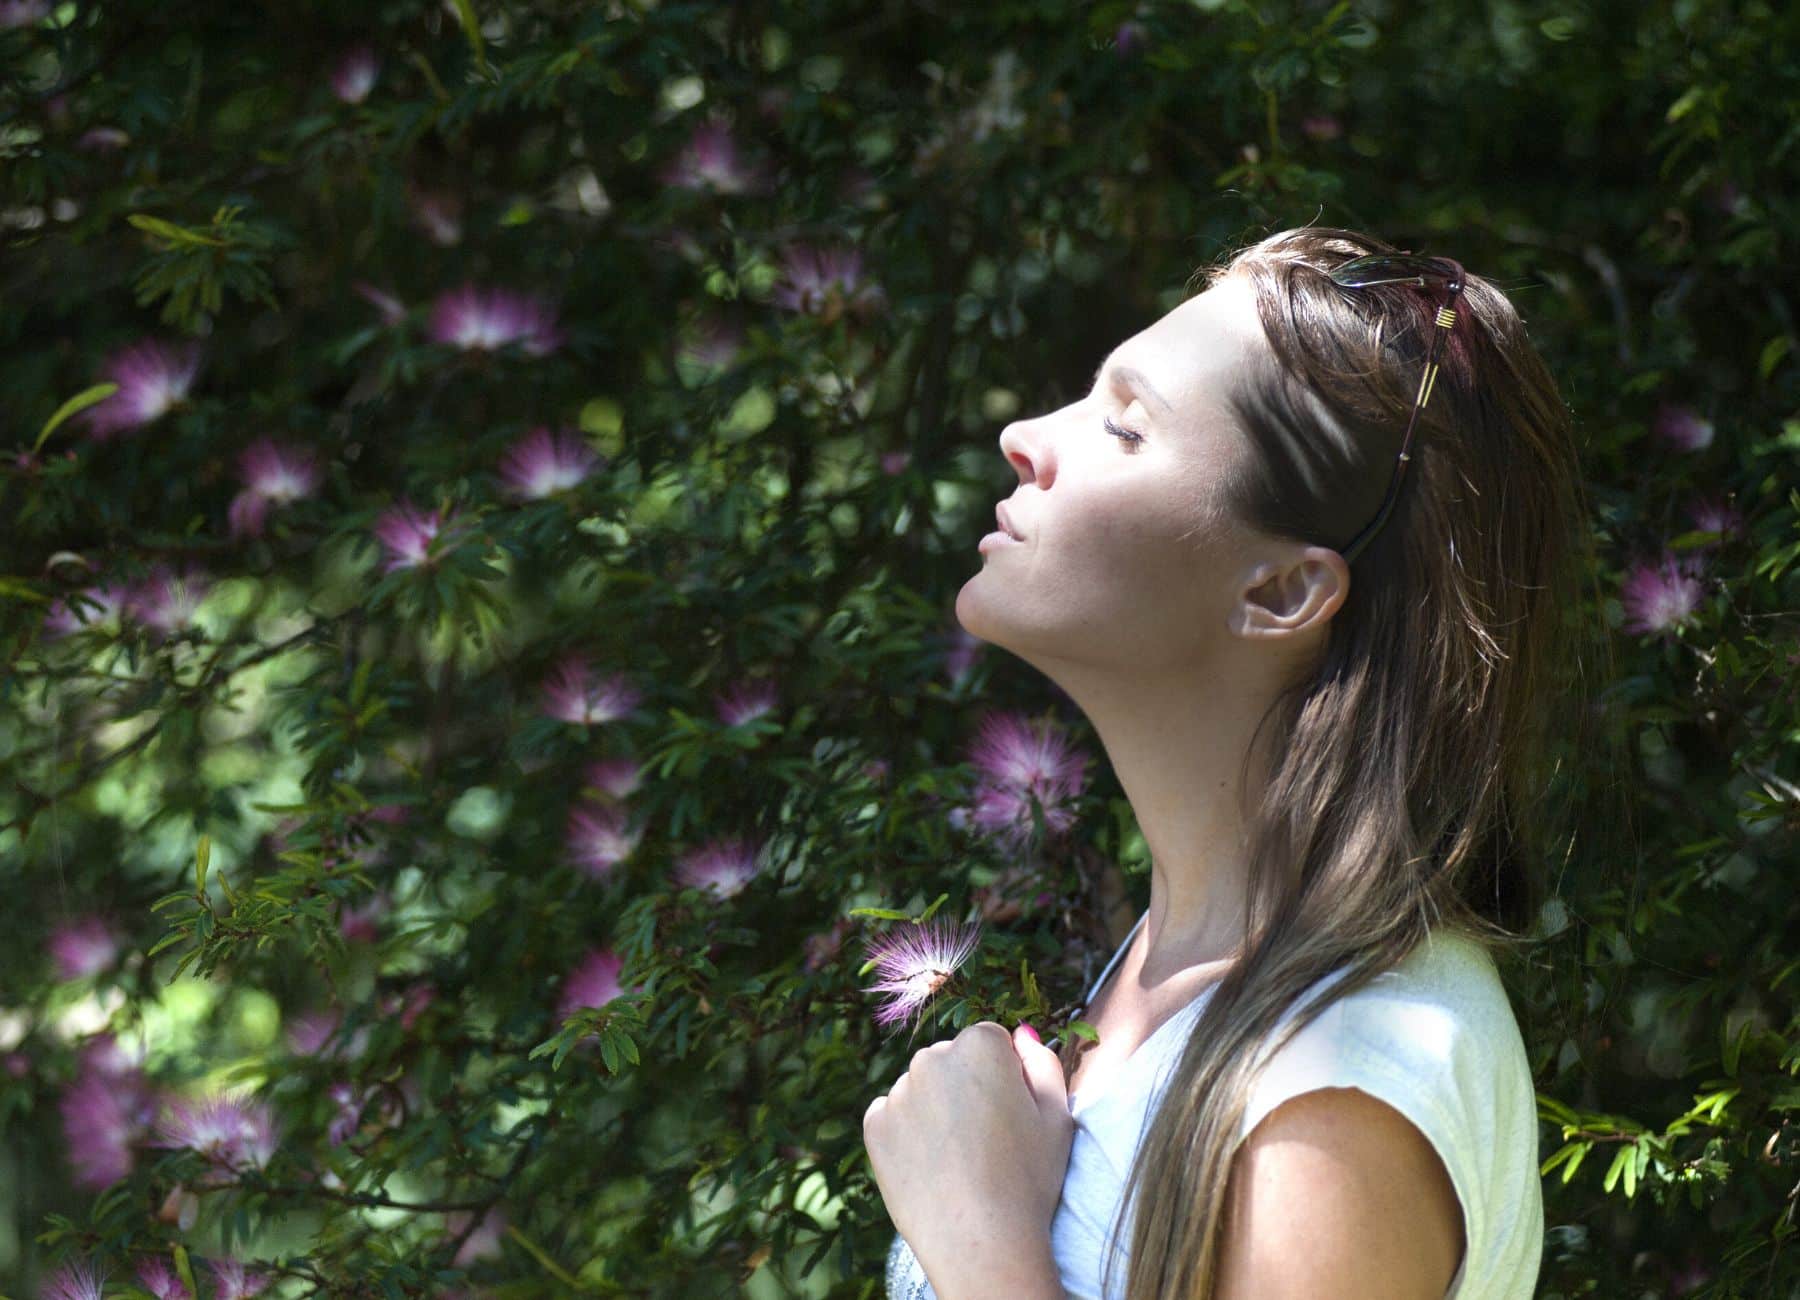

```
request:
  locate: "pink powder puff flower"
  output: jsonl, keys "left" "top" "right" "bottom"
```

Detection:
{"left": 540, "top": 655, "right": 642, "bottom": 725}
{"left": 496, "top": 426, "right": 601, "bottom": 499}
{"left": 802, "top": 916, "right": 855, "bottom": 973}
{"left": 555, "top": 948, "right": 632, "bottom": 1022}
{"left": 714, "top": 677, "right": 778, "bottom": 727}
{"left": 676, "top": 316, "right": 744, "bottom": 377}
{"left": 862, "top": 917, "right": 983, "bottom": 1030}
{"left": 372, "top": 500, "right": 457, "bottom": 572}
{"left": 330, "top": 45, "right": 379, "bottom": 104}
{"left": 127, "top": 563, "right": 210, "bottom": 637}
{"left": 153, "top": 1092, "right": 279, "bottom": 1177}
{"left": 567, "top": 803, "right": 640, "bottom": 879}
{"left": 326, "top": 1081, "right": 369, "bottom": 1145}
{"left": 1651, "top": 403, "right": 1715, "bottom": 452}
{"left": 1685, "top": 493, "right": 1743, "bottom": 544}
{"left": 352, "top": 280, "right": 407, "bottom": 325}
{"left": 40, "top": 1260, "right": 107, "bottom": 1300}
{"left": 770, "top": 245, "right": 886, "bottom": 321}
{"left": 136, "top": 1255, "right": 192, "bottom": 1300}
{"left": 428, "top": 283, "right": 562, "bottom": 356}
{"left": 228, "top": 437, "right": 322, "bottom": 538}
{"left": 582, "top": 757, "right": 643, "bottom": 801}
{"left": 671, "top": 836, "right": 763, "bottom": 900}
{"left": 286, "top": 1009, "right": 370, "bottom": 1060}
{"left": 76, "top": 126, "right": 131, "bottom": 152}
{"left": 1113, "top": 21, "right": 1148, "bottom": 57}
{"left": 59, "top": 1068, "right": 158, "bottom": 1189}
{"left": 660, "top": 118, "right": 765, "bottom": 195}
{"left": 446, "top": 1205, "right": 507, "bottom": 1267}
{"left": 207, "top": 1258, "right": 271, "bottom": 1300}
{"left": 409, "top": 187, "right": 463, "bottom": 246}
{"left": 82, "top": 338, "right": 203, "bottom": 440}
{"left": 962, "top": 711, "right": 1091, "bottom": 851}
{"left": 1620, "top": 550, "right": 1708, "bottom": 636}
{"left": 48, "top": 915, "right": 121, "bottom": 980}
{"left": 0, "top": 0, "right": 51, "bottom": 30}
{"left": 43, "top": 582, "right": 134, "bottom": 637}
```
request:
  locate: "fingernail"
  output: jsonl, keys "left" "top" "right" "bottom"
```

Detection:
{"left": 1018, "top": 1023, "right": 1041, "bottom": 1044}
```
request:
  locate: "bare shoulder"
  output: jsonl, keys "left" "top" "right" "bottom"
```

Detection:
{"left": 1213, "top": 1086, "right": 1467, "bottom": 1300}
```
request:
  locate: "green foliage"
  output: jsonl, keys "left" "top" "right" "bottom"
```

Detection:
{"left": 2, "top": 0, "right": 1797, "bottom": 1297}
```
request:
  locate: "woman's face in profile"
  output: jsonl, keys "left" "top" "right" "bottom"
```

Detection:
{"left": 956, "top": 273, "right": 1273, "bottom": 676}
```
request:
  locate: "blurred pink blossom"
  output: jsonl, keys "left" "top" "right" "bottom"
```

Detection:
{"left": 352, "top": 281, "right": 407, "bottom": 325}
{"left": 540, "top": 655, "right": 642, "bottom": 725}
{"left": 661, "top": 118, "right": 766, "bottom": 194}
{"left": 671, "top": 837, "right": 763, "bottom": 900}
{"left": 447, "top": 1205, "right": 507, "bottom": 1266}
{"left": 206, "top": 1258, "right": 271, "bottom": 1300}
{"left": 429, "top": 283, "right": 562, "bottom": 355}
{"left": 1619, "top": 550, "right": 1707, "bottom": 636}
{"left": 39, "top": 1260, "right": 107, "bottom": 1300}
{"left": 48, "top": 915, "right": 121, "bottom": 980}
{"left": 82, "top": 339, "right": 203, "bottom": 440}
{"left": 961, "top": 711, "right": 1091, "bottom": 851}
{"left": 0, "top": 0, "right": 50, "bottom": 30}
{"left": 372, "top": 500, "right": 458, "bottom": 572}
{"left": 496, "top": 427, "right": 601, "bottom": 499}
{"left": 714, "top": 676, "right": 778, "bottom": 727}
{"left": 1651, "top": 403, "right": 1714, "bottom": 452}
{"left": 127, "top": 562, "right": 210, "bottom": 636}
{"left": 556, "top": 948, "right": 633, "bottom": 1022}
{"left": 581, "top": 757, "right": 643, "bottom": 801}
{"left": 229, "top": 437, "right": 321, "bottom": 538}
{"left": 330, "top": 46, "right": 380, "bottom": 104}
{"left": 770, "top": 245, "right": 885, "bottom": 321}
{"left": 152, "top": 1092, "right": 279, "bottom": 1180}
{"left": 136, "top": 1255, "right": 192, "bottom": 1300}
{"left": 567, "top": 803, "right": 640, "bottom": 880}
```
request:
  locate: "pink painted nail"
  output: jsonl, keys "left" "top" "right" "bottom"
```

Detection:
{"left": 1018, "top": 1023, "right": 1041, "bottom": 1044}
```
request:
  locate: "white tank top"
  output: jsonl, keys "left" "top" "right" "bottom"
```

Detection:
{"left": 886, "top": 913, "right": 1544, "bottom": 1299}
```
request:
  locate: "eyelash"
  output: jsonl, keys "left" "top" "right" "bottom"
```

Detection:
{"left": 1102, "top": 415, "right": 1144, "bottom": 447}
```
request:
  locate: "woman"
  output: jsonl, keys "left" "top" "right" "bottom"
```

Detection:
{"left": 868, "top": 225, "right": 1604, "bottom": 1299}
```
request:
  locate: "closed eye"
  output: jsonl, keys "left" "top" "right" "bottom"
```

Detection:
{"left": 1102, "top": 415, "right": 1145, "bottom": 448}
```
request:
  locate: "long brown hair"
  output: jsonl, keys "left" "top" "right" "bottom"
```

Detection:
{"left": 1097, "top": 225, "right": 1617, "bottom": 1298}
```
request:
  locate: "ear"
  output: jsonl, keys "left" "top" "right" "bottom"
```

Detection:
{"left": 1234, "top": 548, "right": 1347, "bottom": 638}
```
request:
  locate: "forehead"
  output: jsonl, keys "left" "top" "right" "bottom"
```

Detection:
{"left": 1105, "top": 274, "right": 1264, "bottom": 430}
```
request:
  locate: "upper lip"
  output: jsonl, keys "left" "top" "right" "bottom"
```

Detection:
{"left": 996, "top": 503, "right": 1024, "bottom": 540}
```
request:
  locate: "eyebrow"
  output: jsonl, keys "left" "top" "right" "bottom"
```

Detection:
{"left": 1091, "top": 353, "right": 1173, "bottom": 417}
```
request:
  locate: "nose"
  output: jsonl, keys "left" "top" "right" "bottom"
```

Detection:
{"left": 998, "top": 421, "right": 1041, "bottom": 484}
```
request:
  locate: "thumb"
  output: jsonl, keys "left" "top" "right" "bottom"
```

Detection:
{"left": 1013, "top": 1023, "right": 1068, "bottom": 1107}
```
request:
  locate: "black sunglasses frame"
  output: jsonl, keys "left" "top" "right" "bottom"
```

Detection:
{"left": 1324, "top": 254, "right": 1467, "bottom": 565}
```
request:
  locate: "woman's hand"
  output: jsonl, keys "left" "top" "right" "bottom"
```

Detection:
{"left": 864, "top": 1022, "right": 1075, "bottom": 1296}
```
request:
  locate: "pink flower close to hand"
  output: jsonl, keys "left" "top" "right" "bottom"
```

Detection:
{"left": 861, "top": 917, "right": 983, "bottom": 1030}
